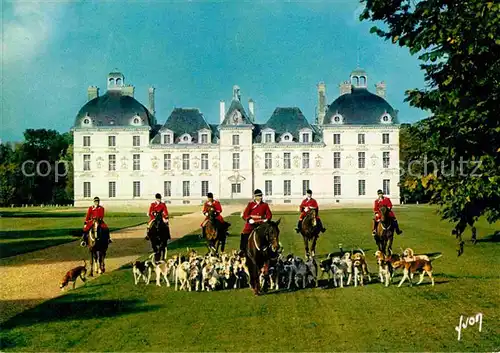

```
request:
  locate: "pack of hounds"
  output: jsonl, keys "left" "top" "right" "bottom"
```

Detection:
{"left": 60, "top": 247, "right": 441, "bottom": 291}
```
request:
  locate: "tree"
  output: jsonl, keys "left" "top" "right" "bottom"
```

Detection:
{"left": 360, "top": 0, "right": 500, "bottom": 252}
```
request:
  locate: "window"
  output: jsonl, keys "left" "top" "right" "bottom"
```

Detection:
{"left": 302, "top": 152, "right": 309, "bottom": 169}
{"left": 334, "top": 176, "right": 341, "bottom": 196}
{"left": 231, "top": 183, "right": 241, "bottom": 194}
{"left": 133, "top": 154, "right": 140, "bottom": 171}
{"left": 133, "top": 181, "right": 140, "bottom": 197}
{"left": 383, "top": 179, "right": 390, "bottom": 195}
{"left": 333, "top": 152, "right": 341, "bottom": 169}
{"left": 163, "top": 134, "right": 171, "bottom": 144}
{"left": 164, "top": 154, "right": 171, "bottom": 170}
{"left": 358, "top": 152, "right": 365, "bottom": 169}
{"left": 265, "top": 180, "right": 272, "bottom": 196}
{"left": 83, "top": 136, "right": 90, "bottom": 147}
{"left": 83, "top": 182, "right": 91, "bottom": 198}
{"left": 382, "top": 133, "right": 390, "bottom": 144}
{"left": 232, "top": 135, "right": 239, "bottom": 146}
{"left": 333, "top": 133, "right": 341, "bottom": 145}
{"left": 265, "top": 153, "right": 272, "bottom": 169}
{"left": 358, "top": 133, "right": 365, "bottom": 145}
{"left": 164, "top": 181, "right": 171, "bottom": 197}
{"left": 201, "top": 153, "right": 208, "bottom": 170}
{"left": 108, "top": 136, "right": 116, "bottom": 147}
{"left": 109, "top": 181, "right": 116, "bottom": 198}
{"left": 301, "top": 133, "right": 310, "bottom": 143}
{"left": 183, "top": 181, "right": 190, "bottom": 197}
{"left": 284, "top": 180, "right": 291, "bottom": 196}
{"left": 265, "top": 133, "right": 273, "bottom": 143}
{"left": 383, "top": 152, "right": 390, "bottom": 168}
{"left": 232, "top": 153, "right": 240, "bottom": 170}
{"left": 302, "top": 180, "right": 310, "bottom": 196}
{"left": 201, "top": 181, "right": 209, "bottom": 197}
{"left": 201, "top": 133, "right": 208, "bottom": 144}
{"left": 182, "top": 154, "right": 190, "bottom": 170}
{"left": 83, "top": 154, "right": 91, "bottom": 171}
{"left": 358, "top": 180, "right": 366, "bottom": 196}
{"left": 283, "top": 153, "right": 291, "bottom": 169}
{"left": 108, "top": 154, "right": 116, "bottom": 171}
{"left": 133, "top": 136, "right": 140, "bottom": 147}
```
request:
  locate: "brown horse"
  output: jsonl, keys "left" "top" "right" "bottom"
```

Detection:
{"left": 246, "top": 219, "right": 281, "bottom": 296}
{"left": 300, "top": 209, "right": 320, "bottom": 258}
{"left": 204, "top": 206, "right": 225, "bottom": 255}
{"left": 87, "top": 218, "right": 109, "bottom": 276}
{"left": 452, "top": 217, "right": 478, "bottom": 257}
{"left": 374, "top": 206, "right": 394, "bottom": 256}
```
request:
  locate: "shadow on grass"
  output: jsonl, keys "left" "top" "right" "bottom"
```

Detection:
{"left": 0, "top": 294, "right": 161, "bottom": 332}
{"left": 475, "top": 231, "right": 500, "bottom": 243}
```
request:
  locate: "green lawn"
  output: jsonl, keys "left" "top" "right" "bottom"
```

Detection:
{"left": 1, "top": 206, "right": 499, "bottom": 351}
{"left": 0, "top": 210, "right": 187, "bottom": 259}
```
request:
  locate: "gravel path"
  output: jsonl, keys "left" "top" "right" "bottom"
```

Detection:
{"left": 0, "top": 205, "right": 243, "bottom": 325}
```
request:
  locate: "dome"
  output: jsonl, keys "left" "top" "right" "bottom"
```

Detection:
{"left": 74, "top": 91, "right": 153, "bottom": 128}
{"left": 324, "top": 87, "right": 398, "bottom": 125}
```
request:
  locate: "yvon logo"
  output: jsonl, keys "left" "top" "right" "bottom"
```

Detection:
{"left": 455, "top": 313, "right": 483, "bottom": 341}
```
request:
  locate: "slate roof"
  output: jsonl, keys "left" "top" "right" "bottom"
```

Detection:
{"left": 74, "top": 91, "right": 154, "bottom": 127}
{"left": 255, "top": 107, "right": 321, "bottom": 142}
{"left": 324, "top": 87, "right": 398, "bottom": 125}
{"left": 220, "top": 99, "right": 253, "bottom": 125}
{"left": 151, "top": 108, "right": 211, "bottom": 144}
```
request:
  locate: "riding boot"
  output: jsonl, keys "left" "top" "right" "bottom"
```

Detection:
{"left": 393, "top": 219, "right": 403, "bottom": 235}
{"left": 80, "top": 233, "right": 87, "bottom": 247}
{"left": 239, "top": 233, "right": 249, "bottom": 256}
{"left": 145, "top": 227, "right": 150, "bottom": 241}
{"left": 372, "top": 219, "right": 377, "bottom": 236}
{"left": 317, "top": 218, "right": 326, "bottom": 233}
{"left": 295, "top": 220, "right": 302, "bottom": 233}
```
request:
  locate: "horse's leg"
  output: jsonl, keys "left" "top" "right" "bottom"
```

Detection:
{"left": 89, "top": 251, "right": 94, "bottom": 277}
{"left": 303, "top": 236, "right": 310, "bottom": 258}
{"left": 311, "top": 236, "right": 318, "bottom": 258}
{"left": 387, "top": 234, "right": 394, "bottom": 255}
{"left": 471, "top": 225, "right": 477, "bottom": 245}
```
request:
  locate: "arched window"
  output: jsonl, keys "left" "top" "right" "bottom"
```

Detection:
{"left": 359, "top": 76, "right": 366, "bottom": 86}
{"left": 116, "top": 78, "right": 122, "bottom": 86}
{"left": 351, "top": 76, "right": 359, "bottom": 86}
{"left": 108, "top": 78, "right": 115, "bottom": 87}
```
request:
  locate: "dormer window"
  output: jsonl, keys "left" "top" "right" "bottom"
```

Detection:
{"left": 198, "top": 129, "right": 211, "bottom": 144}
{"left": 380, "top": 113, "right": 393, "bottom": 124}
{"left": 261, "top": 128, "right": 275, "bottom": 143}
{"left": 131, "top": 115, "right": 142, "bottom": 126}
{"left": 201, "top": 133, "right": 208, "bottom": 144}
{"left": 265, "top": 133, "right": 273, "bottom": 143}
{"left": 299, "top": 128, "right": 312, "bottom": 143}
{"left": 331, "top": 113, "right": 344, "bottom": 124}
{"left": 82, "top": 114, "right": 92, "bottom": 127}
{"left": 179, "top": 133, "right": 192, "bottom": 144}
{"left": 280, "top": 133, "right": 293, "bottom": 143}
{"left": 162, "top": 134, "right": 172, "bottom": 144}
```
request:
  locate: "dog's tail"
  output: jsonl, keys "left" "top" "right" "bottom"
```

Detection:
{"left": 428, "top": 254, "right": 443, "bottom": 261}
{"left": 358, "top": 248, "right": 365, "bottom": 257}
{"left": 82, "top": 259, "right": 87, "bottom": 268}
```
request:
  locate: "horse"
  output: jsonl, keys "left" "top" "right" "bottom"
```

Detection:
{"left": 148, "top": 211, "right": 170, "bottom": 262}
{"left": 452, "top": 216, "right": 478, "bottom": 257}
{"left": 299, "top": 208, "right": 321, "bottom": 258}
{"left": 246, "top": 219, "right": 281, "bottom": 296}
{"left": 374, "top": 205, "right": 394, "bottom": 256}
{"left": 86, "top": 218, "right": 109, "bottom": 276}
{"left": 203, "top": 206, "right": 226, "bottom": 255}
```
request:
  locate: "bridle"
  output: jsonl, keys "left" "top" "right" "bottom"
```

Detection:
{"left": 250, "top": 223, "right": 278, "bottom": 252}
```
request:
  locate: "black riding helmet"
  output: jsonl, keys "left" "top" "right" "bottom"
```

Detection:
{"left": 207, "top": 192, "right": 214, "bottom": 199}
{"left": 93, "top": 197, "right": 100, "bottom": 202}
{"left": 377, "top": 189, "right": 383, "bottom": 195}
{"left": 155, "top": 193, "right": 162, "bottom": 199}
{"left": 254, "top": 189, "right": 263, "bottom": 196}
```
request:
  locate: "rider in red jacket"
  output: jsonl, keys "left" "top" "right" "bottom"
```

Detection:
{"left": 295, "top": 189, "right": 326, "bottom": 233}
{"left": 239, "top": 189, "right": 272, "bottom": 255}
{"left": 81, "top": 197, "right": 111, "bottom": 246}
{"left": 200, "top": 192, "right": 231, "bottom": 230}
{"left": 146, "top": 193, "right": 169, "bottom": 240}
{"left": 372, "top": 189, "right": 402, "bottom": 236}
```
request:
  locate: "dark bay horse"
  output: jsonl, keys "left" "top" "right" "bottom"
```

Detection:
{"left": 374, "top": 206, "right": 394, "bottom": 255}
{"left": 148, "top": 211, "right": 170, "bottom": 262}
{"left": 86, "top": 218, "right": 109, "bottom": 276}
{"left": 300, "top": 209, "right": 320, "bottom": 258}
{"left": 246, "top": 219, "right": 281, "bottom": 296}
{"left": 452, "top": 216, "right": 478, "bottom": 256}
{"left": 204, "top": 206, "right": 225, "bottom": 255}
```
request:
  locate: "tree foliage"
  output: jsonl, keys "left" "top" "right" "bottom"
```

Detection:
{"left": 361, "top": 0, "right": 500, "bottom": 224}
{"left": 0, "top": 129, "right": 73, "bottom": 206}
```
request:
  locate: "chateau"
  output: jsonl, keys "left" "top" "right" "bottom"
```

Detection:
{"left": 72, "top": 69, "right": 401, "bottom": 207}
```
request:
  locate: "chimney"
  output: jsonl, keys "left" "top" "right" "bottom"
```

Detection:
{"left": 122, "top": 85, "right": 135, "bottom": 97}
{"left": 220, "top": 100, "right": 225, "bottom": 123}
{"left": 87, "top": 86, "right": 99, "bottom": 101}
{"left": 339, "top": 80, "right": 352, "bottom": 95}
{"left": 317, "top": 82, "right": 326, "bottom": 124}
{"left": 248, "top": 99, "right": 255, "bottom": 122}
{"left": 375, "top": 81, "right": 386, "bottom": 98}
{"left": 148, "top": 87, "right": 156, "bottom": 116}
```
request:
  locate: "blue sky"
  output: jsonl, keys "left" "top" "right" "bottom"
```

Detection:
{"left": 1, "top": 1, "right": 427, "bottom": 143}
